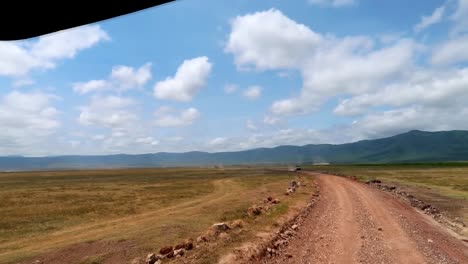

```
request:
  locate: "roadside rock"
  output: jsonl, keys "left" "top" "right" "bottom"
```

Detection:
{"left": 212, "top": 222, "right": 230, "bottom": 233}
{"left": 230, "top": 219, "right": 245, "bottom": 229}
{"left": 166, "top": 250, "right": 175, "bottom": 258}
{"left": 290, "top": 180, "right": 298, "bottom": 188}
{"left": 146, "top": 253, "right": 158, "bottom": 264}
{"left": 159, "top": 246, "right": 173, "bottom": 255}
{"left": 420, "top": 203, "right": 431, "bottom": 210}
{"left": 247, "top": 206, "right": 262, "bottom": 216}
{"left": 174, "top": 243, "right": 185, "bottom": 250}
{"left": 196, "top": 235, "right": 208, "bottom": 243}
{"left": 174, "top": 239, "right": 193, "bottom": 250}
{"left": 184, "top": 239, "right": 194, "bottom": 250}
{"left": 225, "top": 180, "right": 320, "bottom": 263}
{"left": 366, "top": 179, "right": 381, "bottom": 184}
{"left": 174, "top": 248, "right": 186, "bottom": 256}
{"left": 272, "top": 198, "right": 281, "bottom": 204}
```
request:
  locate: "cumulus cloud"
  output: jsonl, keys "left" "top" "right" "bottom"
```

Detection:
{"left": 110, "top": 63, "right": 152, "bottom": 90}
{"left": 154, "top": 107, "right": 200, "bottom": 127}
{"left": 226, "top": 9, "right": 418, "bottom": 116}
{"left": 73, "top": 80, "right": 108, "bottom": 94}
{"left": 0, "top": 91, "right": 60, "bottom": 155}
{"left": 0, "top": 25, "right": 109, "bottom": 77}
{"left": 73, "top": 63, "right": 152, "bottom": 94}
{"left": 208, "top": 137, "right": 227, "bottom": 146}
{"left": 451, "top": 0, "right": 468, "bottom": 35}
{"left": 349, "top": 106, "right": 468, "bottom": 140}
{"left": 431, "top": 36, "right": 468, "bottom": 65}
{"left": 198, "top": 104, "right": 468, "bottom": 152}
{"left": 243, "top": 85, "right": 262, "bottom": 100}
{"left": 78, "top": 95, "right": 137, "bottom": 127}
{"left": 76, "top": 97, "right": 159, "bottom": 155}
{"left": 225, "top": 9, "right": 322, "bottom": 70}
{"left": 308, "top": 0, "right": 356, "bottom": 8}
{"left": 334, "top": 68, "right": 468, "bottom": 115}
{"left": 246, "top": 120, "right": 258, "bottom": 131}
{"left": 205, "top": 128, "right": 348, "bottom": 152}
{"left": 221, "top": 7, "right": 468, "bottom": 143}
{"left": 263, "top": 115, "right": 280, "bottom": 125}
{"left": 153, "top": 57, "right": 212, "bottom": 101}
{"left": 414, "top": 5, "right": 445, "bottom": 33}
{"left": 136, "top": 137, "right": 159, "bottom": 145}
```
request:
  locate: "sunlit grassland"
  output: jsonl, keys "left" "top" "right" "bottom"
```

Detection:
{"left": 0, "top": 167, "right": 313, "bottom": 264}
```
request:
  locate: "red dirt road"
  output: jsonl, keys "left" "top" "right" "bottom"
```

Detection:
{"left": 264, "top": 173, "right": 468, "bottom": 264}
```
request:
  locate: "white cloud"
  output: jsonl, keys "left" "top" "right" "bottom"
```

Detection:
{"left": 210, "top": 128, "right": 347, "bottom": 152}
{"left": 334, "top": 68, "right": 468, "bottom": 115}
{"left": 414, "top": 5, "right": 445, "bottom": 33}
{"left": 0, "top": 25, "right": 109, "bottom": 77}
{"left": 243, "top": 85, "right": 262, "bottom": 100}
{"left": 154, "top": 107, "right": 200, "bottom": 127}
{"left": 263, "top": 115, "right": 280, "bottom": 125}
{"left": 451, "top": 0, "right": 468, "bottom": 35}
{"left": 208, "top": 137, "right": 227, "bottom": 146}
{"left": 269, "top": 36, "right": 416, "bottom": 115}
{"left": 246, "top": 120, "right": 258, "bottom": 131}
{"left": 0, "top": 91, "right": 60, "bottom": 155}
{"left": 72, "top": 63, "right": 152, "bottom": 94}
{"left": 136, "top": 137, "right": 159, "bottom": 145}
{"left": 378, "top": 32, "right": 406, "bottom": 44}
{"left": 73, "top": 79, "right": 108, "bottom": 94}
{"left": 153, "top": 57, "right": 212, "bottom": 101}
{"left": 224, "top": 83, "right": 238, "bottom": 94}
{"left": 225, "top": 9, "right": 322, "bottom": 70}
{"left": 226, "top": 9, "right": 418, "bottom": 117}
{"left": 431, "top": 35, "right": 468, "bottom": 65}
{"left": 308, "top": 0, "right": 356, "bottom": 8}
{"left": 110, "top": 63, "right": 152, "bottom": 90}
{"left": 78, "top": 95, "right": 137, "bottom": 127}
{"left": 349, "top": 106, "right": 468, "bottom": 140}
{"left": 31, "top": 25, "right": 110, "bottom": 60}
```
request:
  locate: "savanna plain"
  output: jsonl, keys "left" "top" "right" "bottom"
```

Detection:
{"left": 0, "top": 167, "right": 314, "bottom": 264}
{"left": 1, "top": 164, "right": 467, "bottom": 264}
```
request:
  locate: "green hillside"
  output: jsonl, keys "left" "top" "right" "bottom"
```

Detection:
{"left": 1, "top": 130, "right": 468, "bottom": 171}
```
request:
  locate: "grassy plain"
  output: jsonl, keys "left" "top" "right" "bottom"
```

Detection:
{"left": 305, "top": 163, "right": 468, "bottom": 224}
{"left": 0, "top": 167, "right": 313, "bottom": 264}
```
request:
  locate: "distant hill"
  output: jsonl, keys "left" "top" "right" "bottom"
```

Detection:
{"left": 2, "top": 130, "right": 468, "bottom": 171}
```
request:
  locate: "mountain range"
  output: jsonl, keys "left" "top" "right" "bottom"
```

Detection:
{"left": 2, "top": 130, "right": 468, "bottom": 171}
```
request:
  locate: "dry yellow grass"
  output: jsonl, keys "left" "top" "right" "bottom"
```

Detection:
{"left": 0, "top": 167, "right": 314, "bottom": 264}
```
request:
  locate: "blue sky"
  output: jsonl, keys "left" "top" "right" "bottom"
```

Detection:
{"left": 1, "top": 0, "right": 468, "bottom": 156}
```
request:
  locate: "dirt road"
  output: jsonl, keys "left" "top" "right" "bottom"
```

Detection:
{"left": 264, "top": 173, "right": 468, "bottom": 264}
